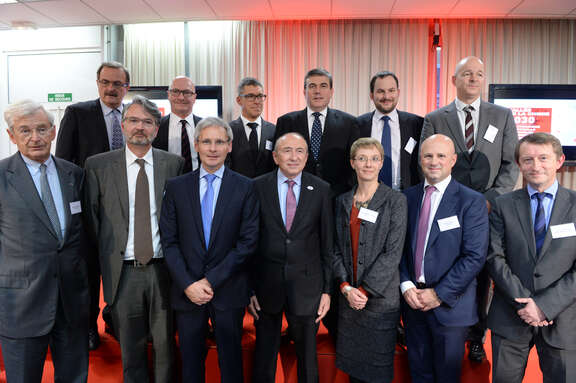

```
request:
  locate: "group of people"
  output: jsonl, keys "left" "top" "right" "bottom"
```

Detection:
{"left": 0, "top": 55, "right": 574, "bottom": 383}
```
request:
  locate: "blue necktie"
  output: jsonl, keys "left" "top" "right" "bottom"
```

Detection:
{"left": 201, "top": 174, "right": 216, "bottom": 248}
{"left": 111, "top": 109, "right": 123, "bottom": 150}
{"left": 310, "top": 112, "right": 322, "bottom": 161}
{"left": 533, "top": 192, "right": 548, "bottom": 255}
{"left": 379, "top": 115, "right": 392, "bottom": 186}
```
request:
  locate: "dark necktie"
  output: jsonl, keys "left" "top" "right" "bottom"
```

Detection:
{"left": 110, "top": 109, "right": 123, "bottom": 150}
{"left": 285, "top": 179, "right": 297, "bottom": 231}
{"left": 40, "top": 163, "right": 63, "bottom": 242}
{"left": 134, "top": 159, "right": 154, "bottom": 265}
{"left": 247, "top": 122, "right": 259, "bottom": 160}
{"left": 414, "top": 185, "right": 436, "bottom": 281}
{"left": 201, "top": 174, "right": 216, "bottom": 248}
{"left": 464, "top": 105, "right": 475, "bottom": 152}
{"left": 310, "top": 112, "right": 322, "bottom": 161}
{"left": 379, "top": 115, "right": 392, "bottom": 186}
{"left": 181, "top": 120, "right": 193, "bottom": 173}
{"left": 533, "top": 192, "right": 548, "bottom": 255}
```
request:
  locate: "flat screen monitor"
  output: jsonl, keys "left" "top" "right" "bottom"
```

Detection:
{"left": 489, "top": 84, "right": 576, "bottom": 161}
{"left": 126, "top": 85, "right": 222, "bottom": 118}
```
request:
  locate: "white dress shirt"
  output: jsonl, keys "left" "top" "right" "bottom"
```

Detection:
{"left": 241, "top": 115, "right": 263, "bottom": 145}
{"left": 371, "top": 108, "right": 401, "bottom": 190}
{"left": 401, "top": 175, "right": 452, "bottom": 293}
{"left": 168, "top": 112, "right": 198, "bottom": 170}
{"left": 455, "top": 97, "right": 481, "bottom": 146}
{"left": 124, "top": 147, "right": 161, "bottom": 261}
{"left": 307, "top": 107, "right": 328, "bottom": 137}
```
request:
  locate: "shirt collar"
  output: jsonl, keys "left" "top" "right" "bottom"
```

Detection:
{"left": 277, "top": 169, "right": 302, "bottom": 186}
{"left": 455, "top": 97, "right": 481, "bottom": 112}
{"left": 373, "top": 108, "right": 398, "bottom": 123}
{"left": 307, "top": 107, "right": 328, "bottom": 120}
{"left": 527, "top": 180, "right": 558, "bottom": 199}
{"left": 100, "top": 99, "right": 123, "bottom": 116}
{"left": 240, "top": 115, "right": 262, "bottom": 128}
{"left": 200, "top": 164, "right": 225, "bottom": 180}
{"left": 424, "top": 175, "right": 452, "bottom": 194}
{"left": 171, "top": 112, "right": 196, "bottom": 126}
{"left": 125, "top": 146, "right": 154, "bottom": 167}
{"left": 20, "top": 153, "right": 54, "bottom": 172}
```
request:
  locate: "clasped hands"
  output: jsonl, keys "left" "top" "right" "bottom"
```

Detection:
{"left": 515, "top": 297, "right": 553, "bottom": 327}
{"left": 403, "top": 287, "right": 442, "bottom": 311}
{"left": 184, "top": 278, "right": 213, "bottom": 305}
{"left": 248, "top": 293, "right": 331, "bottom": 324}
{"left": 343, "top": 287, "right": 368, "bottom": 311}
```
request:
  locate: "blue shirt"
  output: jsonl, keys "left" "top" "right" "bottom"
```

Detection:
{"left": 527, "top": 180, "right": 558, "bottom": 230}
{"left": 100, "top": 100, "right": 124, "bottom": 149}
{"left": 199, "top": 165, "right": 225, "bottom": 219}
{"left": 22, "top": 154, "right": 67, "bottom": 238}
{"left": 277, "top": 170, "right": 302, "bottom": 224}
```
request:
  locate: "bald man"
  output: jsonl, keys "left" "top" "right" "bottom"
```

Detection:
{"left": 153, "top": 76, "right": 202, "bottom": 173}
{"left": 400, "top": 134, "right": 489, "bottom": 383}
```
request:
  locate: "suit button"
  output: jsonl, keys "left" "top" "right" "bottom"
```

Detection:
{"left": 534, "top": 273, "right": 541, "bottom": 278}
{"left": 359, "top": 260, "right": 363, "bottom": 265}
{"left": 286, "top": 239, "right": 291, "bottom": 244}
{"left": 359, "top": 242, "right": 364, "bottom": 246}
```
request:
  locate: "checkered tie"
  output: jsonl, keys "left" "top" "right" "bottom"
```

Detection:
{"left": 110, "top": 110, "right": 123, "bottom": 150}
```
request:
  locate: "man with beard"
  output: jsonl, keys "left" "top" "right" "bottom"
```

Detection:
{"left": 56, "top": 61, "right": 131, "bottom": 349}
{"left": 85, "top": 96, "right": 183, "bottom": 382}
{"left": 358, "top": 71, "right": 424, "bottom": 190}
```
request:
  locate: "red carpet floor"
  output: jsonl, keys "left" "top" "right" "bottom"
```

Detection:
{"left": 0, "top": 312, "right": 543, "bottom": 382}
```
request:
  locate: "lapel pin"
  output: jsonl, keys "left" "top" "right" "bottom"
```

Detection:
{"left": 307, "top": 185, "right": 314, "bottom": 190}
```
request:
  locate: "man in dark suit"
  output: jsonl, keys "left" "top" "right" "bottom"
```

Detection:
{"left": 152, "top": 76, "right": 202, "bottom": 173}
{"left": 228, "top": 77, "right": 276, "bottom": 178}
{"left": 357, "top": 71, "right": 423, "bottom": 190}
{"left": 421, "top": 56, "right": 519, "bottom": 361}
{"left": 487, "top": 133, "right": 576, "bottom": 382}
{"left": 248, "top": 132, "right": 333, "bottom": 383}
{"left": 160, "top": 117, "right": 259, "bottom": 382}
{"left": 0, "top": 100, "right": 89, "bottom": 383}
{"left": 274, "top": 68, "right": 359, "bottom": 196}
{"left": 400, "top": 134, "right": 488, "bottom": 383}
{"left": 56, "top": 61, "right": 131, "bottom": 349}
{"left": 85, "top": 96, "right": 183, "bottom": 382}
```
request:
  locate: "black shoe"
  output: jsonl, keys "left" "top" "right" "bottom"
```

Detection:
{"left": 88, "top": 328, "right": 101, "bottom": 351}
{"left": 468, "top": 341, "right": 486, "bottom": 363}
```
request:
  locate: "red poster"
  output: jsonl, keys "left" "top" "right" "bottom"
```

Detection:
{"left": 511, "top": 107, "right": 552, "bottom": 139}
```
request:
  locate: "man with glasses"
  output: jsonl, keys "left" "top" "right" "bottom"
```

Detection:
{"left": 85, "top": 96, "right": 183, "bottom": 382}
{"left": 228, "top": 77, "right": 276, "bottom": 178}
{"left": 56, "top": 60, "right": 131, "bottom": 350}
{"left": 153, "top": 76, "right": 202, "bottom": 174}
{"left": 160, "top": 117, "right": 259, "bottom": 382}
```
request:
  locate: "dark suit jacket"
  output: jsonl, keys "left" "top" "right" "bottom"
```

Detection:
{"left": 0, "top": 153, "right": 89, "bottom": 338}
{"left": 160, "top": 167, "right": 259, "bottom": 311}
{"left": 274, "top": 108, "right": 359, "bottom": 196}
{"left": 84, "top": 148, "right": 184, "bottom": 305}
{"left": 487, "top": 186, "right": 576, "bottom": 350}
{"left": 400, "top": 178, "right": 488, "bottom": 326}
{"left": 152, "top": 113, "right": 202, "bottom": 152}
{"left": 333, "top": 184, "right": 407, "bottom": 313}
{"left": 228, "top": 117, "right": 276, "bottom": 178}
{"left": 357, "top": 110, "right": 423, "bottom": 189}
{"left": 252, "top": 171, "right": 333, "bottom": 316}
{"left": 421, "top": 100, "right": 519, "bottom": 205}
{"left": 56, "top": 98, "right": 111, "bottom": 168}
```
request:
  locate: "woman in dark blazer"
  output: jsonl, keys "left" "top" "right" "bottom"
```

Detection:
{"left": 333, "top": 137, "right": 407, "bottom": 383}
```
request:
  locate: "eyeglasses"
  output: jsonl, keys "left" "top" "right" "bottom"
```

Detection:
{"left": 123, "top": 117, "right": 155, "bottom": 128}
{"left": 198, "top": 139, "right": 230, "bottom": 147}
{"left": 354, "top": 155, "right": 382, "bottom": 163}
{"left": 15, "top": 126, "right": 53, "bottom": 138}
{"left": 97, "top": 79, "right": 129, "bottom": 89}
{"left": 168, "top": 89, "right": 196, "bottom": 98}
{"left": 239, "top": 93, "right": 267, "bottom": 101}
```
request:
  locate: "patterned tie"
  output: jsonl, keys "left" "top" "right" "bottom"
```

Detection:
{"left": 181, "top": 120, "right": 193, "bottom": 173}
{"left": 40, "top": 163, "right": 63, "bottom": 242}
{"left": 464, "top": 105, "right": 475, "bottom": 152}
{"left": 201, "top": 174, "right": 216, "bottom": 248}
{"left": 285, "top": 179, "right": 297, "bottom": 231}
{"left": 134, "top": 159, "right": 154, "bottom": 265}
{"left": 533, "top": 192, "right": 548, "bottom": 255}
{"left": 247, "top": 122, "right": 259, "bottom": 160}
{"left": 414, "top": 185, "right": 436, "bottom": 281}
{"left": 379, "top": 115, "right": 392, "bottom": 186}
{"left": 310, "top": 112, "right": 322, "bottom": 161}
{"left": 110, "top": 110, "right": 124, "bottom": 150}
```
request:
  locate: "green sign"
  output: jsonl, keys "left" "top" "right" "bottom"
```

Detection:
{"left": 48, "top": 93, "right": 72, "bottom": 102}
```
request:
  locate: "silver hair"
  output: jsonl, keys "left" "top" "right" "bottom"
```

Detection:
{"left": 122, "top": 95, "right": 162, "bottom": 126}
{"left": 3, "top": 99, "right": 54, "bottom": 130}
{"left": 237, "top": 77, "right": 264, "bottom": 96}
{"left": 194, "top": 117, "right": 233, "bottom": 142}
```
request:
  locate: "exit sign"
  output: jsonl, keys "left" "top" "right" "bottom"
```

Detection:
{"left": 48, "top": 93, "right": 72, "bottom": 102}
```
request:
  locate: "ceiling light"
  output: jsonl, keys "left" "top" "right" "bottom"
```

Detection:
{"left": 11, "top": 20, "right": 37, "bottom": 29}
{"left": 0, "top": 0, "right": 18, "bottom": 4}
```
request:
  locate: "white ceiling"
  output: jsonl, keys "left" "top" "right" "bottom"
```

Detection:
{"left": 0, "top": 0, "right": 575, "bottom": 30}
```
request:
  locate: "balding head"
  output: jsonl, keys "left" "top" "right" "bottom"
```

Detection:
{"left": 168, "top": 76, "right": 196, "bottom": 118}
{"left": 420, "top": 134, "right": 457, "bottom": 185}
{"left": 452, "top": 56, "right": 485, "bottom": 104}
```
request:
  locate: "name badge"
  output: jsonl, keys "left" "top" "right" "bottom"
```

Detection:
{"left": 404, "top": 137, "right": 417, "bottom": 154}
{"left": 550, "top": 223, "right": 576, "bottom": 239}
{"left": 484, "top": 125, "right": 498, "bottom": 143}
{"left": 437, "top": 215, "right": 460, "bottom": 232}
{"left": 265, "top": 140, "right": 273, "bottom": 151}
{"left": 358, "top": 207, "right": 378, "bottom": 223}
{"left": 70, "top": 201, "right": 82, "bottom": 215}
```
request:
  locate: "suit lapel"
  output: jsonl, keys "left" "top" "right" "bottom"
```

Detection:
{"left": 538, "top": 187, "right": 573, "bottom": 260}
{"left": 152, "top": 149, "right": 166, "bottom": 216}
{"left": 186, "top": 171, "right": 205, "bottom": 248}
{"left": 289, "top": 173, "right": 315, "bottom": 233}
{"left": 298, "top": 109, "right": 310, "bottom": 141}
{"left": 54, "top": 158, "right": 76, "bottom": 242}
{"left": 444, "top": 102, "right": 468, "bottom": 154}
{"left": 425, "top": 181, "right": 457, "bottom": 251}
{"left": 93, "top": 100, "right": 112, "bottom": 151}
{"left": 409, "top": 185, "right": 425, "bottom": 256}
{"left": 473, "top": 101, "right": 490, "bottom": 154}
{"left": 513, "top": 190, "right": 538, "bottom": 260}
{"left": 111, "top": 150, "right": 130, "bottom": 227}
{"left": 263, "top": 171, "right": 286, "bottom": 232}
